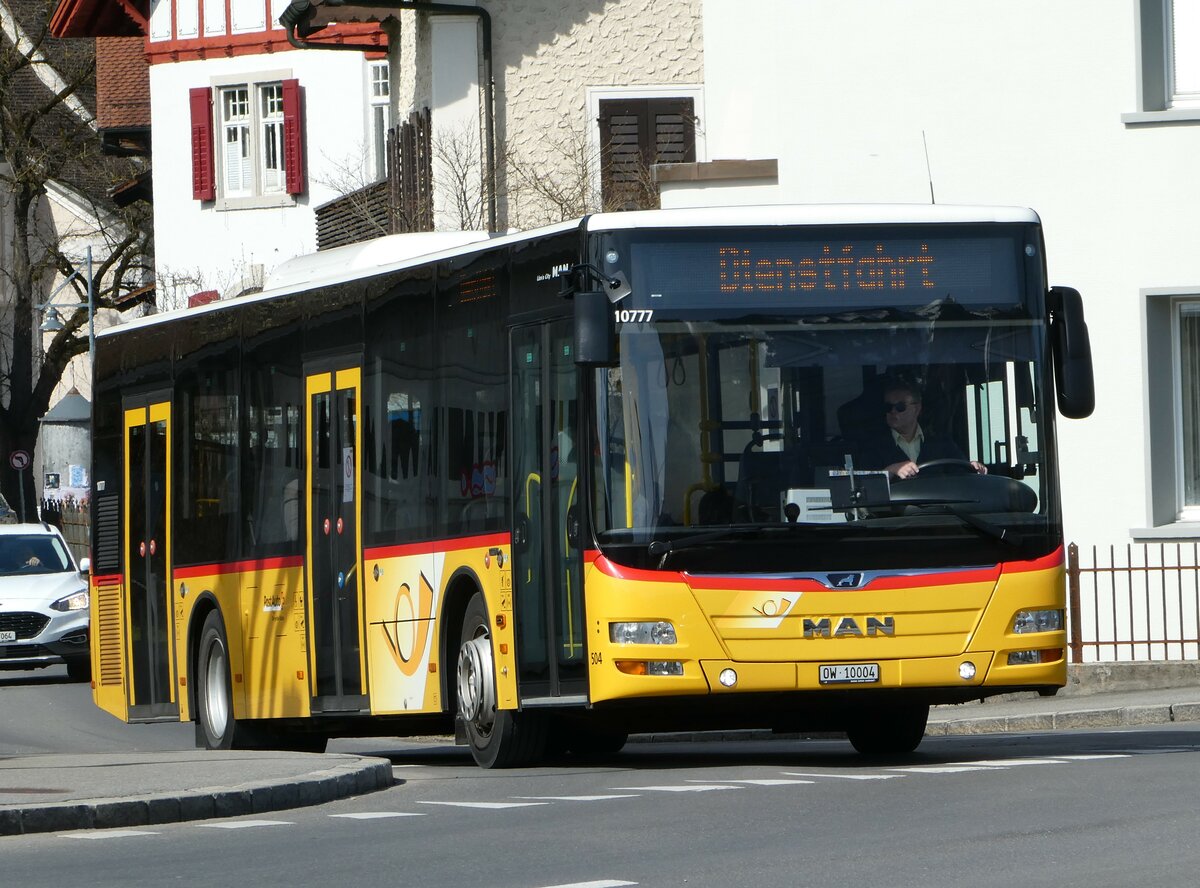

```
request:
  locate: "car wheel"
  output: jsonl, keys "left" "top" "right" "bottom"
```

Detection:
{"left": 65, "top": 657, "right": 91, "bottom": 683}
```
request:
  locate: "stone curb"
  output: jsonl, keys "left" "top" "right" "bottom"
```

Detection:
{"left": 0, "top": 756, "right": 393, "bottom": 838}
{"left": 926, "top": 700, "right": 1200, "bottom": 736}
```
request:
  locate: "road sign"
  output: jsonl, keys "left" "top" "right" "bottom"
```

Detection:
{"left": 9, "top": 450, "right": 30, "bottom": 471}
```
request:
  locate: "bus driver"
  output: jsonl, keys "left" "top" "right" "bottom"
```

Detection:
{"left": 863, "top": 380, "right": 987, "bottom": 480}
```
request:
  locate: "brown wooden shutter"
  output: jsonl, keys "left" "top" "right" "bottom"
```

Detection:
{"left": 189, "top": 87, "right": 215, "bottom": 201}
{"left": 282, "top": 79, "right": 305, "bottom": 195}
{"left": 598, "top": 97, "right": 695, "bottom": 210}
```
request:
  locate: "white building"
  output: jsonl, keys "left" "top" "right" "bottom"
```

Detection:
{"left": 654, "top": 0, "right": 1200, "bottom": 554}
{"left": 144, "top": 2, "right": 392, "bottom": 305}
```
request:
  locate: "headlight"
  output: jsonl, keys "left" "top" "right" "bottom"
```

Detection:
{"left": 51, "top": 590, "right": 89, "bottom": 612}
{"left": 1012, "top": 609, "right": 1063, "bottom": 634}
{"left": 609, "top": 621, "right": 677, "bottom": 645}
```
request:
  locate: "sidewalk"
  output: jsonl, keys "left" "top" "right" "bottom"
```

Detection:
{"left": 2, "top": 664, "right": 1198, "bottom": 838}
{"left": 0, "top": 750, "right": 392, "bottom": 837}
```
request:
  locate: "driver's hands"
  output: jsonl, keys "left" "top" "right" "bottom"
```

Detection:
{"left": 887, "top": 460, "right": 919, "bottom": 480}
{"left": 970, "top": 461, "right": 988, "bottom": 475}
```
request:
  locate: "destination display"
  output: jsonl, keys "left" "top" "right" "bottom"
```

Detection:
{"left": 626, "top": 233, "right": 1024, "bottom": 312}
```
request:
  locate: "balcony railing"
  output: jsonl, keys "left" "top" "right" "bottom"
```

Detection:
{"left": 315, "top": 108, "right": 433, "bottom": 250}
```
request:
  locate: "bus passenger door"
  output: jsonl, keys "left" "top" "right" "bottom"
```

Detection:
{"left": 510, "top": 321, "right": 587, "bottom": 701}
{"left": 123, "top": 398, "right": 178, "bottom": 720}
{"left": 305, "top": 366, "right": 368, "bottom": 713}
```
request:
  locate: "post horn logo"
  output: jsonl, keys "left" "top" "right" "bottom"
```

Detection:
{"left": 382, "top": 572, "right": 434, "bottom": 676}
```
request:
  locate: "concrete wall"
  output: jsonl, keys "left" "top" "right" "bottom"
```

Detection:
{"left": 668, "top": 0, "right": 1200, "bottom": 552}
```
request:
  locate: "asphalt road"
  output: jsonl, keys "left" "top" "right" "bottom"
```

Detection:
{"left": 2, "top": 668, "right": 1199, "bottom": 888}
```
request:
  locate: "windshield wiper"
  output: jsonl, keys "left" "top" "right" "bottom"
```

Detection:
{"left": 646, "top": 523, "right": 863, "bottom": 569}
{"left": 928, "top": 503, "right": 1024, "bottom": 546}
{"left": 647, "top": 527, "right": 757, "bottom": 569}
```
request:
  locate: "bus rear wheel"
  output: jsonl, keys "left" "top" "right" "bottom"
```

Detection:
{"left": 846, "top": 704, "right": 929, "bottom": 756}
{"left": 457, "top": 593, "right": 546, "bottom": 768}
{"left": 195, "top": 610, "right": 239, "bottom": 750}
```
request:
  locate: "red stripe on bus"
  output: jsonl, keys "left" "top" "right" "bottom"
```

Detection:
{"left": 589, "top": 547, "right": 1063, "bottom": 591}
{"left": 174, "top": 555, "right": 304, "bottom": 579}
{"left": 364, "top": 532, "right": 509, "bottom": 561}
{"left": 91, "top": 574, "right": 124, "bottom": 586}
{"left": 1000, "top": 545, "right": 1064, "bottom": 574}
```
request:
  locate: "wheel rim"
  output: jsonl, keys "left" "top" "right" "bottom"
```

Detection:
{"left": 202, "top": 637, "right": 230, "bottom": 739}
{"left": 457, "top": 629, "right": 496, "bottom": 734}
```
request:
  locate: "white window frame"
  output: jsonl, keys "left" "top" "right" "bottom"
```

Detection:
{"left": 1135, "top": 288, "right": 1200, "bottom": 540}
{"left": 211, "top": 70, "right": 296, "bottom": 210}
{"left": 368, "top": 60, "right": 391, "bottom": 183}
{"left": 1125, "top": 0, "right": 1200, "bottom": 125}
{"left": 1172, "top": 300, "right": 1200, "bottom": 520}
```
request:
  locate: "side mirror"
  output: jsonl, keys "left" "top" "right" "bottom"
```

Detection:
{"left": 573, "top": 290, "right": 616, "bottom": 367}
{"left": 1049, "top": 286, "right": 1095, "bottom": 419}
{"left": 78, "top": 556, "right": 91, "bottom": 576}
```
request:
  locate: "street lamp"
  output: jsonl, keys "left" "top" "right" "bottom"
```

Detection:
{"left": 37, "top": 246, "right": 95, "bottom": 373}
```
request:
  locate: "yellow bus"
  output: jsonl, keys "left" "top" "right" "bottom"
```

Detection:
{"left": 88, "top": 205, "right": 1093, "bottom": 766}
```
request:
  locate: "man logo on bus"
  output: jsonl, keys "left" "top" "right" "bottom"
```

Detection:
{"left": 803, "top": 616, "right": 895, "bottom": 638}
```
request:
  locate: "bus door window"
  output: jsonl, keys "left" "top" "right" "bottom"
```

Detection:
{"left": 125, "top": 401, "right": 176, "bottom": 716}
{"left": 306, "top": 368, "right": 366, "bottom": 709}
{"left": 511, "top": 321, "right": 585, "bottom": 695}
{"left": 550, "top": 325, "right": 583, "bottom": 678}
{"left": 512, "top": 329, "right": 547, "bottom": 683}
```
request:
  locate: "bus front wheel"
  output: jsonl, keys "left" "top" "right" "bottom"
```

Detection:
{"left": 846, "top": 704, "right": 929, "bottom": 756}
{"left": 457, "top": 593, "right": 546, "bottom": 768}
{"left": 195, "top": 610, "right": 239, "bottom": 750}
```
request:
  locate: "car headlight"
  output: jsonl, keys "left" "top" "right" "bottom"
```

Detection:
{"left": 609, "top": 621, "right": 677, "bottom": 645}
{"left": 51, "top": 590, "right": 89, "bottom": 612}
{"left": 1012, "top": 609, "right": 1063, "bottom": 634}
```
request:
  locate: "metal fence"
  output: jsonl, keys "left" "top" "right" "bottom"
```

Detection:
{"left": 1067, "top": 542, "right": 1200, "bottom": 663}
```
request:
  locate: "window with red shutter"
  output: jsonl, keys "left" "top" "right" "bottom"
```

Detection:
{"left": 190, "top": 87, "right": 215, "bottom": 201}
{"left": 282, "top": 79, "right": 305, "bottom": 195}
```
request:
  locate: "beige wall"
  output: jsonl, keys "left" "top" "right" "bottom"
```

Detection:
{"left": 398, "top": 0, "right": 704, "bottom": 229}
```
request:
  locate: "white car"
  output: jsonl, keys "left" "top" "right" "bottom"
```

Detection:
{"left": 0, "top": 523, "right": 91, "bottom": 681}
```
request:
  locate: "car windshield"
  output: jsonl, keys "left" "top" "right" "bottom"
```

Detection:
{"left": 0, "top": 534, "right": 73, "bottom": 576}
{"left": 590, "top": 312, "right": 1056, "bottom": 572}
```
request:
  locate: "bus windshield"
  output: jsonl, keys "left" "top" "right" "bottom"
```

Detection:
{"left": 589, "top": 224, "right": 1058, "bottom": 572}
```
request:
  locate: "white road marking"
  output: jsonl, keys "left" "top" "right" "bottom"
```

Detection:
{"left": 690, "top": 778, "right": 814, "bottom": 786}
{"left": 329, "top": 812, "right": 427, "bottom": 819}
{"left": 537, "top": 881, "right": 637, "bottom": 888}
{"left": 889, "top": 765, "right": 1006, "bottom": 774}
{"left": 782, "top": 772, "right": 899, "bottom": 780}
{"left": 514, "top": 795, "right": 640, "bottom": 802}
{"left": 197, "top": 820, "right": 294, "bottom": 829}
{"left": 418, "top": 800, "right": 550, "bottom": 810}
{"left": 60, "top": 830, "right": 159, "bottom": 840}
{"left": 956, "top": 758, "right": 1066, "bottom": 767}
{"left": 1056, "top": 754, "right": 1132, "bottom": 761}
{"left": 610, "top": 784, "right": 741, "bottom": 793}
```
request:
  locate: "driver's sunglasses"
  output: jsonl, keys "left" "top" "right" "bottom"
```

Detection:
{"left": 884, "top": 400, "right": 916, "bottom": 413}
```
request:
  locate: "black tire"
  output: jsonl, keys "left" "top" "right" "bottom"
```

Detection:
{"left": 195, "top": 610, "right": 240, "bottom": 750}
{"left": 65, "top": 657, "right": 91, "bottom": 683}
{"left": 846, "top": 704, "right": 929, "bottom": 756}
{"left": 457, "top": 592, "right": 546, "bottom": 768}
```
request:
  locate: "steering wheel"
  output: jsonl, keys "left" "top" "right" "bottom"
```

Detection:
{"left": 914, "top": 458, "right": 978, "bottom": 473}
